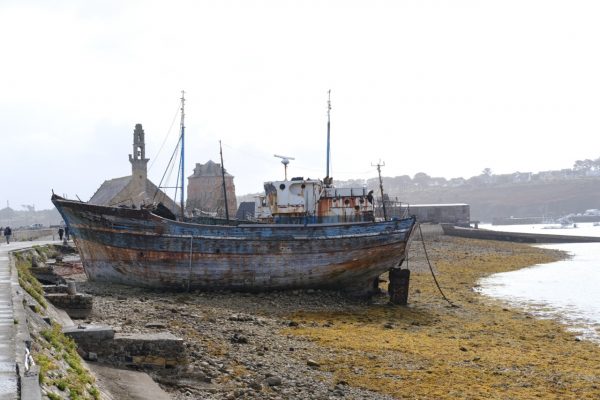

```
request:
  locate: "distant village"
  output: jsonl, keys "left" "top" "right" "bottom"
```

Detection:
{"left": 335, "top": 158, "right": 600, "bottom": 193}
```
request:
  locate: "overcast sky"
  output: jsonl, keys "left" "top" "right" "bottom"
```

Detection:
{"left": 1, "top": 0, "right": 599, "bottom": 210}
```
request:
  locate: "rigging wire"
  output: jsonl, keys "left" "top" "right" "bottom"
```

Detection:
{"left": 153, "top": 134, "right": 182, "bottom": 202}
{"left": 173, "top": 153, "right": 182, "bottom": 208}
{"left": 149, "top": 102, "right": 181, "bottom": 171}
{"left": 417, "top": 223, "right": 458, "bottom": 308}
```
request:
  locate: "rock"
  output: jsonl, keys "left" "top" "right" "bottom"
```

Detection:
{"left": 145, "top": 321, "right": 167, "bottom": 329}
{"left": 229, "top": 314, "right": 254, "bottom": 322}
{"left": 265, "top": 376, "right": 282, "bottom": 386}
{"left": 459, "top": 346, "right": 468, "bottom": 352}
{"left": 383, "top": 322, "right": 394, "bottom": 329}
{"left": 86, "top": 352, "right": 98, "bottom": 361}
{"left": 248, "top": 380, "right": 262, "bottom": 391}
{"left": 306, "top": 359, "right": 320, "bottom": 368}
{"left": 288, "top": 320, "right": 299, "bottom": 327}
{"left": 231, "top": 333, "right": 249, "bottom": 344}
{"left": 31, "top": 255, "right": 43, "bottom": 268}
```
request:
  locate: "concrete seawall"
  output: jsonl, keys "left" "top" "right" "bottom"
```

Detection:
{"left": 0, "top": 241, "right": 56, "bottom": 400}
{"left": 441, "top": 224, "right": 600, "bottom": 243}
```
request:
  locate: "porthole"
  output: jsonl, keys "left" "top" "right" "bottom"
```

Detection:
{"left": 279, "top": 184, "right": 286, "bottom": 190}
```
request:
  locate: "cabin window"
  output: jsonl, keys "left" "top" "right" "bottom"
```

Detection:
{"left": 354, "top": 205, "right": 360, "bottom": 211}
{"left": 344, "top": 199, "right": 350, "bottom": 205}
{"left": 301, "top": 183, "right": 306, "bottom": 189}
{"left": 279, "top": 184, "right": 286, "bottom": 190}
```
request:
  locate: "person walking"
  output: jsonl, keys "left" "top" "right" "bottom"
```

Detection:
{"left": 3, "top": 226, "right": 11, "bottom": 244}
{"left": 58, "top": 227, "right": 64, "bottom": 241}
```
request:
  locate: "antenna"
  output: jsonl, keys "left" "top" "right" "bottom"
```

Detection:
{"left": 274, "top": 154, "right": 295, "bottom": 180}
{"left": 371, "top": 160, "right": 387, "bottom": 221}
{"left": 325, "top": 89, "right": 332, "bottom": 186}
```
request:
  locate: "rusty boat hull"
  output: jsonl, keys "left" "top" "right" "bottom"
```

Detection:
{"left": 52, "top": 195, "right": 417, "bottom": 295}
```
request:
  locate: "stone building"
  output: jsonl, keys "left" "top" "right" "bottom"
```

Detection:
{"left": 187, "top": 160, "right": 237, "bottom": 216}
{"left": 89, "top": 124, "right": 180, "bottom": 215}
{"left": 380, "top": 203, "right": 470, "bottom": 224}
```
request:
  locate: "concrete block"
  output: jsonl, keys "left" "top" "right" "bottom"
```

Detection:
{"left": 63, "top": 324, "right": 115, "bottom": 344}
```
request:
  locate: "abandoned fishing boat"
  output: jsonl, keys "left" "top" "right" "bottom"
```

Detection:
{"left": 52, "top": 193, "right": 415, "bottom": 294}
{"left": 51, "top": 91, "right": 417, "bottom": 295}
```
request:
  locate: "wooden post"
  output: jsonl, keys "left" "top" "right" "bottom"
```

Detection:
{"left": 388, "top": 268, "right": 410, "bottom": 305}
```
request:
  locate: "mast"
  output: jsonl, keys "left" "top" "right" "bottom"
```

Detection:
{"left": 179, "top": 91, "right": 186, "bottom": 220}
{"left": 372, "top": 160, "right": 388, "bottom": 221}
{"left": 325, "top": 89, "right": 332, "bottom": 186}
{"left": 219, "top": 140, "right": 230, "bottom": 221}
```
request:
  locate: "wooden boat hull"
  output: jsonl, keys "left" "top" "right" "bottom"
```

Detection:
{"left": 52, "top": 195, "right": 417, "bottom": 295}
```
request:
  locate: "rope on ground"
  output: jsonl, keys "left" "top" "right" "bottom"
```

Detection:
{"left": 418, "top": 223, "right": 458, "bottom": 308}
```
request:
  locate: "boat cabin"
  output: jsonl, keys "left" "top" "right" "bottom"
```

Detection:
{"left": 256, "top": 177, "right": 374, "bottom": 224}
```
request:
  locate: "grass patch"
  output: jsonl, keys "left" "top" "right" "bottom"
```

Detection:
{"left": 34, "top": 353, "right": 57, "bottom": 383}
{"left": 41, "top": 324, "right": 99, "bottom": 398}
{"left": 38, "top": 323, "right": 98, "bottom": 398}
{"left": 14, "top": 252, "right": 47, "bottom": 309}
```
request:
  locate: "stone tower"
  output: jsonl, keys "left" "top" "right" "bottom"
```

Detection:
{"left": 187, "top": 160, "right": 237, "bottom": 216}
{"left": 89, "top": 123, "right": 181, "bottom": 214}
{"left": 129, "top": 124, "right": 149, "bottom": 180}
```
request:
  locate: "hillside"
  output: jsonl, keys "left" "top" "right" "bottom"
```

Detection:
{"left": 394, "top": 178, "right": 600, "bottom": 222}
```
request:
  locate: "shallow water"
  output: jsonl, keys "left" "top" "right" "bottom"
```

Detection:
{"left": 476, "top": 223, "right": 600, "bottom": 341}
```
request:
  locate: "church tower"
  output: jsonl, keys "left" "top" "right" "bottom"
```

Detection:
{"left": 129, "top": 124, "right": 149, "bottom": 181}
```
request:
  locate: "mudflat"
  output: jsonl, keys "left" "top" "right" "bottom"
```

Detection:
{"left": 80, "top": 227, "right": 600, "bottom": 399}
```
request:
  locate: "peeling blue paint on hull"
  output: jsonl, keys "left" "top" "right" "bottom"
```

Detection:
{"left": 52, "top": 195, "right": 417, "bottom": 295}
